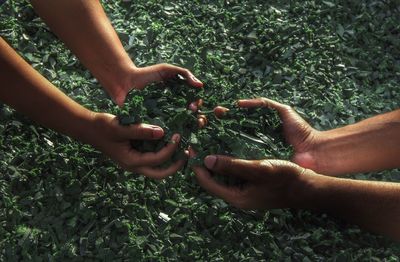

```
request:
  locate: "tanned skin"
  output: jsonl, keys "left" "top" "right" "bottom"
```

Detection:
{"left": 0, "top": 37, "right": 186, "bottom": 179}
{"left": 1, "top": 0, "right": 205, "bottom": 176}
{"left": 30, "top": 0, "right": 203, "bottom": 106}
{"left": 191, "top": 98, "right": 400, "bottom": 240}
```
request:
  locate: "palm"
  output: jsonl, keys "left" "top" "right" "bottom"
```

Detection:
{"left": 237, "top": 98, "right": 319, "bottom": 170}
{"left": 279, "top": 107, "right": 315, "bottom": 154}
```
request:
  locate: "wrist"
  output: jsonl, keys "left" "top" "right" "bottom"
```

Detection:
{"left": 93, "top": 58, "right": 137, "bottom": 101}
{"left": 287, "top": 169, "right": 332, "bottom": 209}
{"left": 79, "top": 112, "right": 118, "bottom": 153}
{"left": 71, "top": 109, "right": 101, "bottom": 146}
{"left": 292, "top": 130, "right": 325, "bottom": 173}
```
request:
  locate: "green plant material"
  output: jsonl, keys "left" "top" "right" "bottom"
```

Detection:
{"left": 1, "top": 0, "right": 399, "bottom": 261}
{"left": 117, "top": 77, "right": 292, "bottom": 171}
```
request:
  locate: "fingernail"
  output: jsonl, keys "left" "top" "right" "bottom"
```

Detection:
{"left": 189, "top": 102, "right": 198, "bottom": 112}
{"left": 204, "top": 155, "right": 217, "bottom": 169}
{"left": 172, "top": 134, "right": 180, "bottom": 143}
{"left": 152, "top": 127, "right": 164, "bottom": 138}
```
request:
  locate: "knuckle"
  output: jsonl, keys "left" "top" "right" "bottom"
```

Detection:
{"left": 134, "top": 125, "right": 152, "bottom": 139}
{"left": 282, "top": 105, "right": 293, "bottom": 112}
{"left": 259, "top": 97, "right": 269, "bottom": 107}
{"left": 155, "top": 63, "right": 168, "bottom": 74}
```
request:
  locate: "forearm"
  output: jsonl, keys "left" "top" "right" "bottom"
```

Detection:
{"left": 0, "top": 37, "right": 95, "bottom": 144}
{"left": 300, "top": 173, "right": 400, "bottom": 240}
{"left": 30, "top": 0, "right": 134, "bottom": 90}
{"left": 314, "top": 110, "right": 400, "bottom": 175}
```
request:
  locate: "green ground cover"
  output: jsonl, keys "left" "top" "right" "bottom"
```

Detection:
{"left": 0, "top": 0, "right": 400, "bottom": 260}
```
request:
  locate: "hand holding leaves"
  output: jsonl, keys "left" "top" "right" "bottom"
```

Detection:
{"left": 237, "top": 98, "right": 321, "bottom": 170}
{"left": 88, "top": 112, "right": 185, "bottom": 179}
{"left": 110, "top": 63, "right": 203, "bottom": 106}
{"left": 190, "top": 149, "right": 317, "bottom": 209}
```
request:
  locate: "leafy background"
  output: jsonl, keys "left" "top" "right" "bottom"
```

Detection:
{"left": 1, "top": 0, "right": 400, "bottom": 260}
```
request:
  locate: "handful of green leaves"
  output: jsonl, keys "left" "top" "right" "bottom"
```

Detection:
{"left": 116, "top": 77, "right": 292, "bottom": 171}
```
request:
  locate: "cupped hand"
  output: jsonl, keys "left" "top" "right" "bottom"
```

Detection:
{"left": 110, "top": 63, "right": 203, "bottom": 106}
{"left": 235, "top": 98, "right": 321, "bottom": 171}
{"left": 89, "top": 112, "right": 185, "bottom": 179}
{"left": 189, "top": 149, "right": 317, "bottom": 209}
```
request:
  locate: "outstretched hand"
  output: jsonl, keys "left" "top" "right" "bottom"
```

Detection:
{"left": 88, "top": 113, "right": 185, "bottom": 179}
{"left": 189, "top": 149, "right": 316, "bottom": 209}
{"left": 236, "top": 98, "right": 321, "bottom": 171}
{"left": 110, "top": 63, "right": 203, "bottom": 106}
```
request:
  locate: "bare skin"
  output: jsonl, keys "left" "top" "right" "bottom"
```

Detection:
{"left": 30, "top": 0, "right": 203, "bottom": 106}
{"left": 0, "top": 37, "right": 184, "bottom": 179}
{"left": 190, "top": 98, "right": 400, "bottom": 240}
{"left": 237, "top": 98, "right": 400, "bottom": 176}
{"left": 1, "top": 0, "right": 205, "bottom": 177}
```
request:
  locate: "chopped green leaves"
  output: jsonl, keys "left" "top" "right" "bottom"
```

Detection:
{"left": 1, "top": 0, "right": 399, "bottom": 260}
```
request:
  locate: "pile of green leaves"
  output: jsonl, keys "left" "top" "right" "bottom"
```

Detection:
{"left": 116, "top": 77, "right": 291, "bottom": 169}
{"left": 1, "top": 0, "right": 400, "bottom": 261}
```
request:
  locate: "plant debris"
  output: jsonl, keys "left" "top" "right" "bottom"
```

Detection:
{"left": 0, "top": 0, "right": 399, "bottom": 260}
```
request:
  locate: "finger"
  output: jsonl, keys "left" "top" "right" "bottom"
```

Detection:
{"left": 118, "top": 123, "right": 164, "bottom": 140}
{"left": 164, "top": 64, "right": 203, "bottom": 88}
{"left": 197, "top": 115, "right": 207, "bottom": 128}
{"left": 138, "top": 64, "right": 203, "bottom": 89}
{"left": 134, "top": 158, "right": 186, "bottom": 180}
{"left": 263, "top": 159, "right": 305, "bottom": 175}
{"left": 203, "top": 155, "right": 259, "bottom": 181}
{"left": 188, "top": 146, "right": 197, "bottom": 158}
{"left": 188, "top": 99, "right": 204, "bottom": 113}
{"left": 198, "top": 118, "right": 206, "bottom": 128}
{"left": 172, "top": 66, "right": 204, "bottom": 88}
{"left": 196, "top": 98, "right": 204, "bottom": 108}
{"left": 237, "top": 98, "right": 286, "bottom": 111}
{"left": 188, "top": 101, "right": 198, "bottom": 112}
{"left": 213, "top": 106, "right": 229, "bottom": 118}
{"left": 250, "top": 159, "right": 306, "bottom": 182}
{"left": 148, "top": 63, "right": 203, "bottom": 88}
{"left": 127, "top": 133, "right": 181, "bottom": 167}
{"left": 193, "top": 164, "right": 244, "bottom": 206}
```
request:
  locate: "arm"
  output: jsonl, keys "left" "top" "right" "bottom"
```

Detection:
{"left": 29, "top": 0, "right": 203, "bottom": 106}
{"left": 313, "top": 110, "right": 400, "bottom": 175}
{"left": 190, "top": 152, "right": 400, "bottom": 240}
{"left": 237, "top": 98, "right": 400, "bottom": 176}
{"left": 0, "top": 37, "right": 184, "bottom": 179}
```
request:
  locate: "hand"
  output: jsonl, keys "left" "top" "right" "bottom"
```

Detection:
{"left": 88, "top": 112, "right": 185, "bottom": 179}
{"left": 189, "top": 150, "right": 316, "bottom": 209}
{"left": 236, "top": 98, "right": 321, "bottom": 171}
{"left": 109, "top": 63, "right": 203, "bottom": 106}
